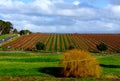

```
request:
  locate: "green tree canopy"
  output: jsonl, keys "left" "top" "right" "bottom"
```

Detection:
{"left": 96, "top": 42, "right": 108, "bottom": 52}
{"left": 36, "top": 42, "right": 45, "bottom": 50}
{"left": 13, "top": 28, "right": 18, "bottom": 34}
{"left": 68, "top": 44, "right": 75, "bottom": 50}
{"left": 19, "top": 30, "right": 32, "bottom": 35}
{"left": 0, "top": 20, "right": 16, "bottom": 34}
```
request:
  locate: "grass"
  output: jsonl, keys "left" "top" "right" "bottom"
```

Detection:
{"left": 0, "top": 51, "right": 119, "bottom": 80}
{"left": 48, "top": 36, "right": 54, "bottom": 51}
{"left": 0, "top": 51, "right": 61, "bottom": 76}
{"left": 96, "top": 55, "right": 120, "bottom": 76}
{"left": 54, "top": 34, "right": 57, "bottom": 52}
{"left": 0, "top": 34, "right": 14, "bottom": 40}
{"left": 0, "top": 34, "right": 19, "bottom": 48}
{"left": 62, "top": 34, "right": 67, "bottom": 50}
{"left": 45, "top": 34, "right": 51, "bottom": 46}
{"left": 60, "top": 35, "right": 62, "bottom": 52}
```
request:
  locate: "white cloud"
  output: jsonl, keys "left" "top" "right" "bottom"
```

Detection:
{"left": 73, "top": 1, "right": 80, "bottom": 6}
{"left": 102, "top": 5, "right": 120, "bottom": 19}
{"left": 32, "top": 0, "right": 53, "bottom": 14}
{"left": 111, "top": 5, "right": 120, "bottom": 16}
{"left": 0, "top": 0, "right": 120, "bottom": 33}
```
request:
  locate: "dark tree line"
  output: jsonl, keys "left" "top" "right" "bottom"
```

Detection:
{"left": 0, "top": 20, "right": 18, "bottom": 34}
{"left": 19, "top": 30, "right": 32, "bottom": 35}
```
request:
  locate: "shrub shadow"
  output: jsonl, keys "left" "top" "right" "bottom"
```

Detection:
{"left": 38, "top": 67, "right": 64, "bottom": 77}
{"left": 100, "top": 64, "right": 120, "bottom": 68}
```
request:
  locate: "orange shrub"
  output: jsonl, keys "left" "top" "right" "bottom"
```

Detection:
{"left": 60, "top": 49, "right": 101, "bottom": 77}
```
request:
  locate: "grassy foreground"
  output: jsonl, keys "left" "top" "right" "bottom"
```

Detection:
{"left": 0, "top": 51, "right": 119, "bottom": 81}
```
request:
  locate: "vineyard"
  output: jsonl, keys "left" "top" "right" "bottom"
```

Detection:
{"left": 2, "top": 33, "right": 120, "bottom": 52}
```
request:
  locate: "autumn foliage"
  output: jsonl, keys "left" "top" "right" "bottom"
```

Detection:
{"left": 60, "top": 49, "right": 101, "bottom": 77}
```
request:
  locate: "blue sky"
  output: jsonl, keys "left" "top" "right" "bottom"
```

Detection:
{"left": 22, "top": 0, "right": 109, "bottom": 7}
{"left": 0, "top": 0, "right": 120, "bottom": 33}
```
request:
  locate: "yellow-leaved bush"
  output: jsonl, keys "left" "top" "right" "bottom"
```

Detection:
{"left": 60, "top": 49, "right": 101, "bottom": 77}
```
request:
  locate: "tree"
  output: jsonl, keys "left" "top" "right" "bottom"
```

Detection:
{"left": 13, "top": 29, "right": 18, "bottom": 34}
{"left": 19, "top": 30, "right": 32, "bottom": 35}
{"left": 5, "top": 21, "right": 13, "bottom": 33}
{"left": 19, "top": 30, "right": 25, "bottom": 35}
{"left": 0, "top": 20, "right": 13, "bottom": 34}
{"left": 96, "top": 42, "right": 108, "bottom": 52}
{"left": 36, "top": 42, "right": 45, "bottom": 50}
{"left": 0, "top": 20, "right": 6, "bottom": 34}
{"left": 68, "top": 44, "right": 75, "bottom": 50}
{"left": 1, "top": 21, "right": 13, "bottom": 34}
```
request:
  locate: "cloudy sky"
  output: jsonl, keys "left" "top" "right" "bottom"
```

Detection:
{"left": 0, "top": 0, "right": 120, "bottom": 33}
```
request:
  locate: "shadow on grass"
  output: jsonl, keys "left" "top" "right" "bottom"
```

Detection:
{"left": 100, "top": 64, "right": 120, "bottom": 68}
{"left": 38, "top": 67, "right": 64, "bottom": 77}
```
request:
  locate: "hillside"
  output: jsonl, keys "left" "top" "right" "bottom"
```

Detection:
{"left": 0, "top": 34, "right": 17, "bottom": 45}
{"left": 2, "top": 33, "right": 120, "bottom": 52}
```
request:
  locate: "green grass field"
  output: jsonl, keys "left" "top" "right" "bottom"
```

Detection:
{"left": 96, "top": 55, "right": 120, "bottom": 76}
{"left": 0, "top": 34, "right": 12, "bottom": 40}
{"left": 0, "top": 51, "right": 61, "bottom": 76}
{"left": 0, "top": 51, "right": 119, "bottom": 81}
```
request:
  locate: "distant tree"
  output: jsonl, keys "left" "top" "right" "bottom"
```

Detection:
{"left": 0, "top": 20, "right": 13, "bottom": 34}
{"left": 68, "top": 44, "right": 75, "bottom": 50}
{"left": 1, "top": 21, "right": 13, "bottom": 34}
{"left": 19, "top": 30, "right": 24, "bottom": 35}
{"left": 19, "top": 30, "right": 32, "bottom": 35}
{"left": 13, "top": 29, "right": 18, "bottom": 34}
{"left": 36, "top": 42, "right": 45, "bottom": 50}
{"left": 0, "top": 20, "right": 4, "bottom": 34}
{"left": 5, "top": 21, "right": 13, "bottom": 33}
{"left": 96, "top": 42, "right": 108, "bottom": 52}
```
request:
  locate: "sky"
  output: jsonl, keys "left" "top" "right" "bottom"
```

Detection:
{"left": 0, "top": 0, "right": 120, "bottom": 33}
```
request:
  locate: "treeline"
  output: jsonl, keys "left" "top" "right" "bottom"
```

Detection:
{"left": 0, "top": 20, "right": 32, "bottom": 35}
{"left": 0, "top": 20, "right": 18, "bottom": 34}
{"left": 19, "top": 30, "right": 32, "bottom": 35}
